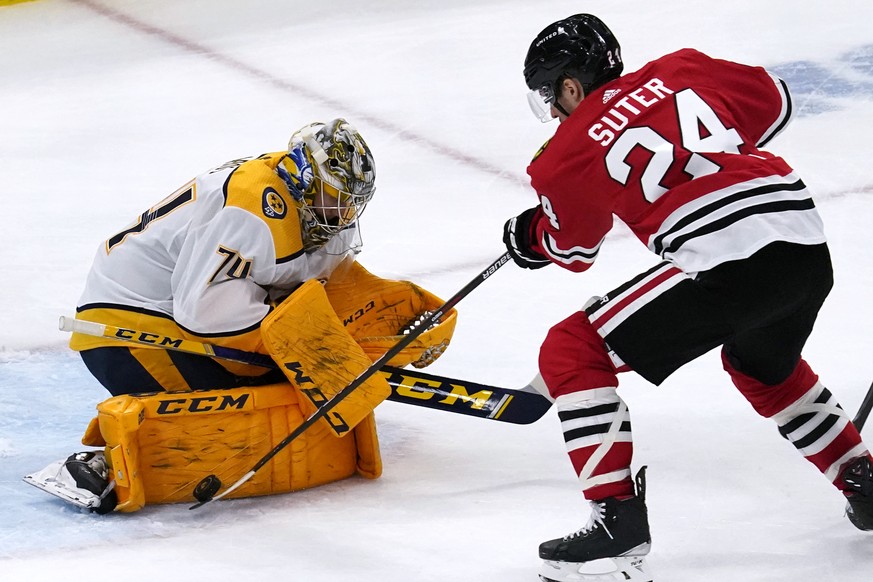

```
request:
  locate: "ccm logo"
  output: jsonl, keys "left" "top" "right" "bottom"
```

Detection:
{"left": 343, "top": 300, "right": 375, "bottom": 326}
{"left": 155, "top": 393, "right": 250, "bottom": 414}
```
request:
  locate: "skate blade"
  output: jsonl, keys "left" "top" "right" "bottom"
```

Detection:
{"left": 539, "top": 555, "right": 652, "bottom": 582}
{"left": 23, "top": 462, "right": 99, "bottom": 510}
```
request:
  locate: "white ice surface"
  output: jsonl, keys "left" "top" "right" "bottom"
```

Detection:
{"left": 1, "top": 1, "right": 873, "bottom": 580}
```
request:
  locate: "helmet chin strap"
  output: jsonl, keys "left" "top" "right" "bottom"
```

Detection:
{"left": 553, "top": 101, "right": 571, "bottom": 118}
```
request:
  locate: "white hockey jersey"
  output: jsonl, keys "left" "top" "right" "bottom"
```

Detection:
{"left": 71, "top": 152, "right": 358, "bottom": 355}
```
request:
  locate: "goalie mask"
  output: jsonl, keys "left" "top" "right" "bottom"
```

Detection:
{"left": 280, "top": 119, "right": 376, "bottom": 251}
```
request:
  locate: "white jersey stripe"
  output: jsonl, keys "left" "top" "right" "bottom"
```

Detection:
{"left": 588, "top": 264, "right": 690, "bottom": 337}
{"left": 647, "top": 172, "right": 825, "bottom": 274}
{"left": 542, "top": 231, "right": 606, "bottom": 267}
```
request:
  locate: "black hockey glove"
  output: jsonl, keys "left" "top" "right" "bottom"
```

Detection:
{"left": 503, "top": 207, "right": 550, "bottom": 270}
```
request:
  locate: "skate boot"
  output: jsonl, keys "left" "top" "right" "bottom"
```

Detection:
{"left": 23, "top": 451, "right": 118, "bottom": 514}
{"left": 539, "top": 467, "right": 652, "bottom": 582}
{"left": 842, "top": 456, "right": 873, "bottom": 531}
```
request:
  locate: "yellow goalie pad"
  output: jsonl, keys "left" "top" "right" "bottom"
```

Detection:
{"left": 324, "top": 260, "right": 458, "bottom": 369}
{"left": 81, "top": 383, "right": 381, "bottom": 512}
{"left": 260, "top": 262, "right": 458, "bottom": 437}
{"left": 261, "top": 279, "right": 393, "bottom": 437}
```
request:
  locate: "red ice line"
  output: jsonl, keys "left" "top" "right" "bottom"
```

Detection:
{"left": 67, "top": 0, "right": 531, "bottom": 192}
{"left": 68, "top": 0, "right": 872, "bottom": 209}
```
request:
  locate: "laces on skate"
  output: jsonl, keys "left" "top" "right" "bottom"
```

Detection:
{"left": 538, "top": 468, "right": 652, "bottom": 582}
{"left": 564, "top": 501, "right": 614, "bottom": 541}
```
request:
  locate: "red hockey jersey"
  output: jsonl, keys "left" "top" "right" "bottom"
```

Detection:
{"left": 527, "top": 48, "right": 826, "bottom": 275}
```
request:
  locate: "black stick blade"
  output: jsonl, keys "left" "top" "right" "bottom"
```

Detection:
{"left": 189, "top": 499, "right": 210, "bottom": 510}
{"left": 192, "top": 474, "right": 222, "bottom": 504}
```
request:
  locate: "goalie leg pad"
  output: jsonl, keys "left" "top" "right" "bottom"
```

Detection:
{"left": 88, "top": 383, "right": 380, "bottom": 512}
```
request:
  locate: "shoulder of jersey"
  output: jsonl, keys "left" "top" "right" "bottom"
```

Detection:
{"left": 531, "top": 138, "right": 552, "bottom": 163}
{"left": 223, "top": 152, "right": 305, "bottom": 263}
{"left": 647, "top": 47, "right": 711, "bottom": 75}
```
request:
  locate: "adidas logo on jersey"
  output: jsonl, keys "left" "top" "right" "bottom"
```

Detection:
{"left": 603, "top": 89, "right": 622, "bottom": 104}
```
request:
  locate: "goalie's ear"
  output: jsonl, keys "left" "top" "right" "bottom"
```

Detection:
{"left": 323, "top": 261, "right": 458, "bottom": 368}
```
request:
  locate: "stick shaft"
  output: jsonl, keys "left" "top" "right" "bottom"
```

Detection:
{"left": 853, "top": 379, "right": 873, "bottom": 432}
{"left": 59, "top": 316, "right": 271, "bottom": 367}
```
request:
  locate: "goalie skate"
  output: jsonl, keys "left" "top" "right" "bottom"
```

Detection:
{"left": 23, "top": 451, "right": 117, "bottom": 514}
{"left": 540, "top": 554, "right": 652, "bottom": 582}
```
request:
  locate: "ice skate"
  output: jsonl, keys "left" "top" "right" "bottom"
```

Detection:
{"left": 539, "top": 467, "right": 652, "bottom": 582}
{"left": 23, "top": 451, "right": 118, "bottom": 514}
{"left": 843, "top": 456, "right": 873, "bottom": 531}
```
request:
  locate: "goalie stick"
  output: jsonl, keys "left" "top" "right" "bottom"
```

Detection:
{"left": 59, "top": 318, "right": 552, "bottom": 426}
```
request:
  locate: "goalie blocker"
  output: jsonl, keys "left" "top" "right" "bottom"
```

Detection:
{"left": 264, "top": 259, "right": 457, "bottom": 436}
{"left": 27, "top": 262, "right": 457, "bottom": 512}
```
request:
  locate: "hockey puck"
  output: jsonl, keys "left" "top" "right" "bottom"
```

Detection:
{"left": 193, "top": 475, "right": 222, "bottom": 503}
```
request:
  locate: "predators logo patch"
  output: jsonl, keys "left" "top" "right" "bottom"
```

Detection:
{"left": 262, "top": 187, "right": 286, "bottom": 219}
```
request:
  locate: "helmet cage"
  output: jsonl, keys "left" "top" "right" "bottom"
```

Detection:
{"left": 284, "top": 119, "right": 376, "bottom": 250}
{"left": 298, "top": 172, "right": 373, "bottom": 243}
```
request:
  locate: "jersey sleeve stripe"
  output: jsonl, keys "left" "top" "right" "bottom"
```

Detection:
{"left": 542, "top": 232, "right": 605, "bottom": 267}
{"left": 276, "top": 248, "right": 305, "bottom": 264}
{"left": 757, "top": 74, "right": 793, "bottom": 148}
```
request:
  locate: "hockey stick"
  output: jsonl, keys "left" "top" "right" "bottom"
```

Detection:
{"left": 180, "top": 252, "right": 513, "bottom": 508}
{"left": 59, "top": 313, "right": 551, "bottom": 425}
{"left": 853, "top": 378, "right": 873, "bottom": 432}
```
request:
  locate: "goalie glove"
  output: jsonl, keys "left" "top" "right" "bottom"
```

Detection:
{"left": 503, "top": 207, "right": 550, "bottom": 269}
{"left": 398, "top": 310, "right": 449, "bottom": 368}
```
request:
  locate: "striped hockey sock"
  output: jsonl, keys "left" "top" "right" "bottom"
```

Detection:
{"left": 771, "top": 381, "right": 869, "bottom": 488}
{"left": 724, "top": 356, "right": 870, "bottom": 490}
{"left": 556, "top": 388, "right": 635, "bottom": 500}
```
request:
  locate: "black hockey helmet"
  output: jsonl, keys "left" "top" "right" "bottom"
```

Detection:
{"left": 523, "top": 14, "right": 623, "bottom": 121}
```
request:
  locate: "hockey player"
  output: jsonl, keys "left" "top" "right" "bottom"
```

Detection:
{"left": 27, "top": 118, "right": 457, "bottom": 513}
{"left": 70, "top": 118, "right": 375, "bottom": 396}
{"left": 503, "top": 14, "right": 873, "bottom": 582}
